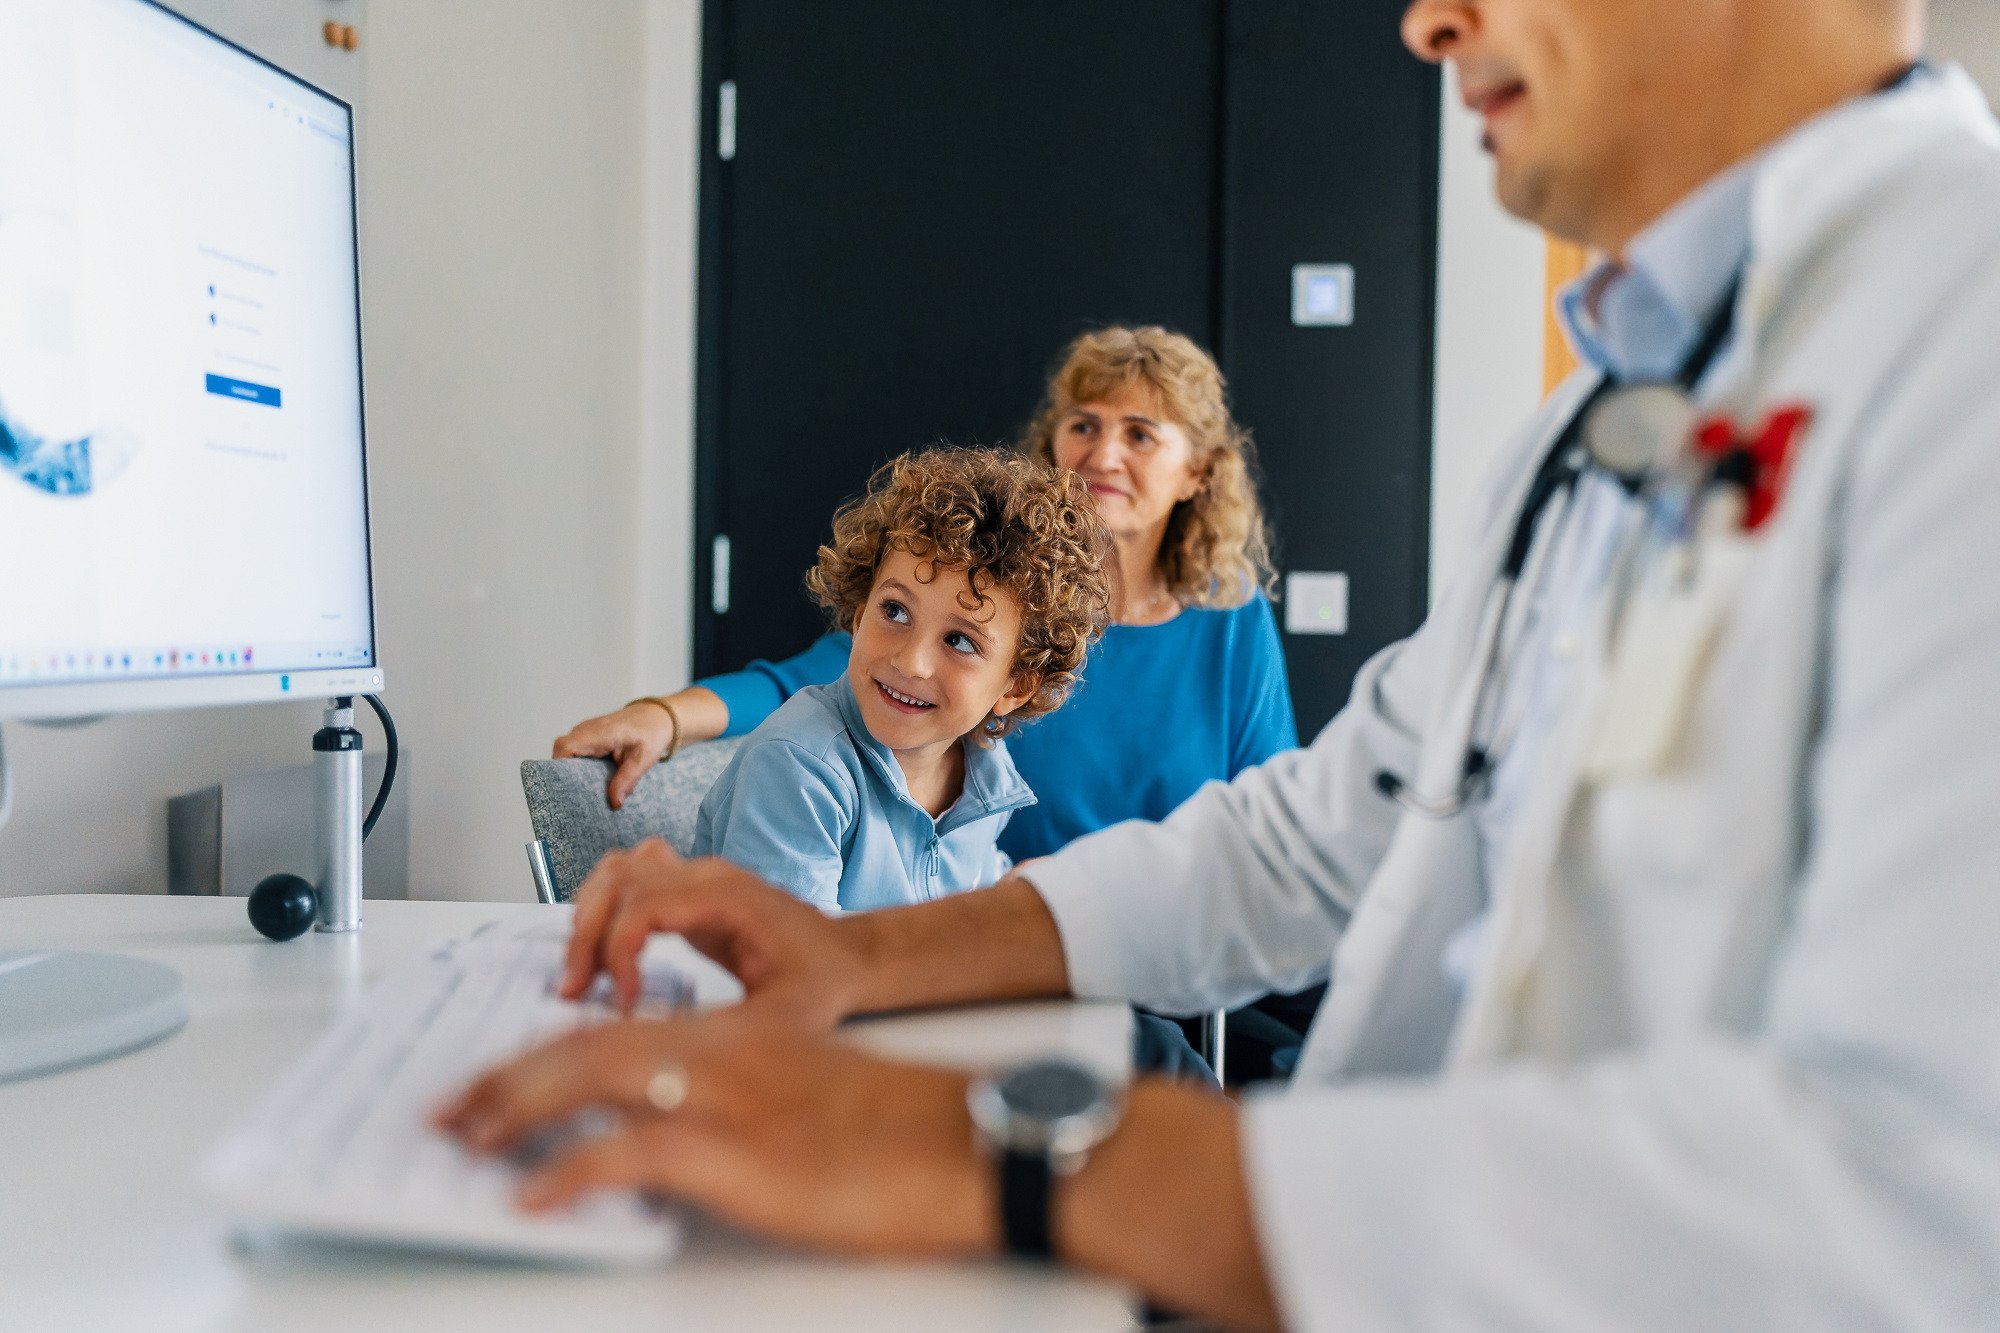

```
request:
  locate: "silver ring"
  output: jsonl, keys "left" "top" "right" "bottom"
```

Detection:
{"left": 645, "top": 1061, "right": 690, "bottom": 1113}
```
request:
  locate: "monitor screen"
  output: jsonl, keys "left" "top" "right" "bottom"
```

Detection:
{"left": 0, "top": 0, "right": 379, "bottom": 719}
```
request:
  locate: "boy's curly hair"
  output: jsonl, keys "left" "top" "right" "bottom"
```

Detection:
{"left": 805, "top": 447, "right": 1112, "bottom": 738}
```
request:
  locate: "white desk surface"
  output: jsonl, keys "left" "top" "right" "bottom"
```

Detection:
{"left": 0, "top": 894, "right": 1136, "bottom": 1332}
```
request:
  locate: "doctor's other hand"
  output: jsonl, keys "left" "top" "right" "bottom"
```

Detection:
{"left": 551, "top": 703, "right": 676, "bottom": 810}
{"left": 434, "top": 1010, "right": 997, "bottom": 1260}
{"left": 559, "top": 839, "right": 868, "bottom": 1029}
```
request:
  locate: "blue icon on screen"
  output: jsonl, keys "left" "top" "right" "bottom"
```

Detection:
{"left": 205, "top": 374, "right": 282, "bottom": 408}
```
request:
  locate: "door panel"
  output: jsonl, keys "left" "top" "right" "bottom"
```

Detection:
{"left": 703, "top": 0, "right": 1221, "bottom": 672}
{"left": 1221, "top": 1, "right": 1440, "bottom": 736}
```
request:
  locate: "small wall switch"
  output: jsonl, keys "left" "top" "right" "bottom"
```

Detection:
{"left": 1285, "top": 572, "right": 1349, "bottom": 635}
{"left": 1291, "top": 264, "right": 1355, "bottom": 327}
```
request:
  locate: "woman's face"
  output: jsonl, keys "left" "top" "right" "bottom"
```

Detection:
{"left": 1050, "top": 380, "right": 1203, "bottom": 550}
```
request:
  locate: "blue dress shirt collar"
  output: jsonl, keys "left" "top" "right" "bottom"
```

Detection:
{"left": 1556, "top": 154, "right": 1757, "bottom": 386}
{"left": 1556, "top": 62, "right": 1936, "bottom": 387}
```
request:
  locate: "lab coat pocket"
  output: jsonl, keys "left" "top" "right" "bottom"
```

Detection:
{"left": 1584, "top": 522, "right": 1763, "bottom": 781}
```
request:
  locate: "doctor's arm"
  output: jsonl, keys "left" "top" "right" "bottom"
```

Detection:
{"left": 1231, "top": 274, "right": 2000, "bottom": 1327}
{"left": 557, "top": 617, "right": 1446, "bottom": 1026}
{"left": 1022, "top": 598, "right": 1450, "bottom": 1016}
{"left": 1019, "top": 395, "right": 1575, "bottom": 1016}
{"left": 560, "top": 519, "right": 1474, "bottom": 1021}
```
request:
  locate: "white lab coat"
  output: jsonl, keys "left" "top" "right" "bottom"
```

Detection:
{"left": 1028, "top": 67, "right": 2000, "bottom": 1329}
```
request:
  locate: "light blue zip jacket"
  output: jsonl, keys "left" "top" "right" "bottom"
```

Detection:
{"left": 692, "top": 680, "right": 1034, "bottom": 912}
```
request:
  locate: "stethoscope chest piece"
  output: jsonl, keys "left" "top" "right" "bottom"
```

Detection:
{"left": 1581, "top": 383, "right": 1698, "bottom": 489}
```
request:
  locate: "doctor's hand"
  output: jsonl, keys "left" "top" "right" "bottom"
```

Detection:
{"left": 435, "top": 1011, "right": 1284, "bottom": 1330}
{"left": 559, "top": 839, "right": 871, "bottom": 1030}
{"left": 434, "top": 1009, "right": 997, "bottom": 1260}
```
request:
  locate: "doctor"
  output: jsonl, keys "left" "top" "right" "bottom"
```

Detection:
{"left": 440, "top": 0, "right": 2000, "bottom": 1326}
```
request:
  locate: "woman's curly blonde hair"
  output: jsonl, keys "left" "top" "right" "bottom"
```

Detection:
{"left": 1024, "top": 325, "right": 1277, "bottom": 608}
{"left": 805, "top": 447, "right": 1112, "bottom": 738}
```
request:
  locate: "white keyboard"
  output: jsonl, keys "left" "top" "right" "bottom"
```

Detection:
{"left": 204, "top": 908, "right": 744, "bottom": 1266}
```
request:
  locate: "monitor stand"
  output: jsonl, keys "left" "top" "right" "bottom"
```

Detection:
{"left": 0, "top": 950, "right": 188, "bottom": 1083}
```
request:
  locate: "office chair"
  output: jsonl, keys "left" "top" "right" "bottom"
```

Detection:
{"left": 519, "top": 739, "right": 743, "bottom": 903}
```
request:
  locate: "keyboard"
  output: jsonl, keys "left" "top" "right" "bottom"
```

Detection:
{"left": 203, "top": 907, "right": 744, "bottom": 1266}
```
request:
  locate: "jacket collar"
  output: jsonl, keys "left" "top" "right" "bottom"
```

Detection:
{"left": 1740, "top": 64, "right": 1999, "bottom": 374}
{"left": 830, "top": 676, "right": 1036, "bottom": 832}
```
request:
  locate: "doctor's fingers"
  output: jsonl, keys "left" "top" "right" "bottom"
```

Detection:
{"left": 595, "top": 855, "right": 810, "bottom": 1012}
{"left": 517, "top": 1114, "right": 744, "bottom": 1214}
{"left": 560, "top": 838, "right": 696, "bottom": 1002}
{"left": 437, "top": 1014, "right": 755, "bottom": 1150}
{"left": 515, "top": 1050, "right": 994, "bottom": 1259}
{"left": 583, "top": 854, "right": 829, "bottom": 1017}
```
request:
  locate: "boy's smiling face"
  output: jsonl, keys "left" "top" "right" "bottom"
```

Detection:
{"left": 848, "top": 547, "right": 1037, "bottom": 760}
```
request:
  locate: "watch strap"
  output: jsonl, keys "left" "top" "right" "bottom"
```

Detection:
{"left": 999, "top": 1146, "right": 1055, "bottom": 1260}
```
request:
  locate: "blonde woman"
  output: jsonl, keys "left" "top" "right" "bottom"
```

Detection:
{"left": 557, "top": 325, "right": 1297, "bottom": 864}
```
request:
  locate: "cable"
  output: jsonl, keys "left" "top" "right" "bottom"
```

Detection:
{"left": 359, "top": 693, "right": 399, "bottom": 841}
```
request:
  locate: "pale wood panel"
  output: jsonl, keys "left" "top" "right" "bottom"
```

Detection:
{"left": 1543, "top": 235, "right": 1592, "bottom": 395}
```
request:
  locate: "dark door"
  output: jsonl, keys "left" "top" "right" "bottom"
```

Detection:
{"left": 696, "top": 1, "right": 1438, "bottom": 738}
{"left": 697, "top": 0, "right": 1222, "bottom": 673}
{"left": 1221, "top": 4, "right": 1441, "bottom": 736}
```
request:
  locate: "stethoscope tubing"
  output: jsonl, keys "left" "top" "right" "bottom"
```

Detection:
{"left": 1376, "top": 272, "right": 1746, "bottom": 820}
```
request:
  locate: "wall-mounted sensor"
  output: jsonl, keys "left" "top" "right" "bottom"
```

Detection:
{"left": 1291, "top": 264, "right": 1355, "bottom": 327}
{"left": 1284, "top": 572, "right": 1349, "bottom": 635}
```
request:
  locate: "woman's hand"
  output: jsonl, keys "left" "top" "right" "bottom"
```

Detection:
{"left": 434, "top": 1010, "right": 997, "bottom": 1260}
{"left": 560, "top": 839, "right": 874, "bottom": 1030}
{"left": 552, "top": 703, "right": 677, "bottom": 810}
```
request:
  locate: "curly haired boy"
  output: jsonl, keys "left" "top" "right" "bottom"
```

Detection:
{"left": 693, "top": 447, "right": 1112, "bottom": 912}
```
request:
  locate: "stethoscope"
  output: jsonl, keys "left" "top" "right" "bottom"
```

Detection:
{"left": 1374, "top": 274, "right": 1744, "bottom": 819}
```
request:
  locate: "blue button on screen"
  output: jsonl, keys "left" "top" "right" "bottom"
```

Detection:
{"left": 205, "top": 373, "right": 283, "bottom": 408}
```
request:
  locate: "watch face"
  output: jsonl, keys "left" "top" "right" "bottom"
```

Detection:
{"left": 1000, "top": 1060, "right": 1102, "bottom": 1120}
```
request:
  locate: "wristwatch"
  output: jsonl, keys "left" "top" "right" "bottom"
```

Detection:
{"left": 967, "top": 1058, "right": 1124, "bottom": 1262}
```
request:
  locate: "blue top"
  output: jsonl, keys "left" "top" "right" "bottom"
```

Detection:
{"left": 692, "top": 679, "right": 1034, "bottom": 912}
{"left": 701, "top": 596, "right": 1299, "bottom": 861}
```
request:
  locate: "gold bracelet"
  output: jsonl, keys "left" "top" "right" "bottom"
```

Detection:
{"left": 626, "top": 696, "right": 683, "bottom": 761}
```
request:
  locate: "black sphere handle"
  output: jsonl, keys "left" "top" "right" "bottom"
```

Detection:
{"left": 248, "top": 873, "right": 319, "bottom": 941}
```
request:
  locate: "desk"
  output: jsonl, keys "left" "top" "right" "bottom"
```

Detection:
{"left": 0, "top": 895, "right": 1136, "bottom": 1332}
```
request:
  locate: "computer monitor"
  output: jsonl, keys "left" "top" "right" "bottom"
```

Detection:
{"left": 0, "top": 0, "right": 380, "bottom": 1081}
{"left": 0, "top": 0, "right": 380, "bottom": 723}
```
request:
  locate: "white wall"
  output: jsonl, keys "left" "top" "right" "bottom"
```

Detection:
{"left": 0, "top": 0, "right": 705, "bottom": 902}
{"left": 1427, "top": 68, "right": 1550, "bottom": 599}
{"left": 360, "top": 0, "right": 656, "bottom": 901}
{"left": 1933, "top": 0, "right": 2000, "bottom": 98}
{"left": 637, "top": 1, "right": 704, "bottom": 696}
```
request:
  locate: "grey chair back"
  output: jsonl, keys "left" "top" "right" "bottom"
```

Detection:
{"left": 519, "top": 738, "right": 743, "bottom": 902}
